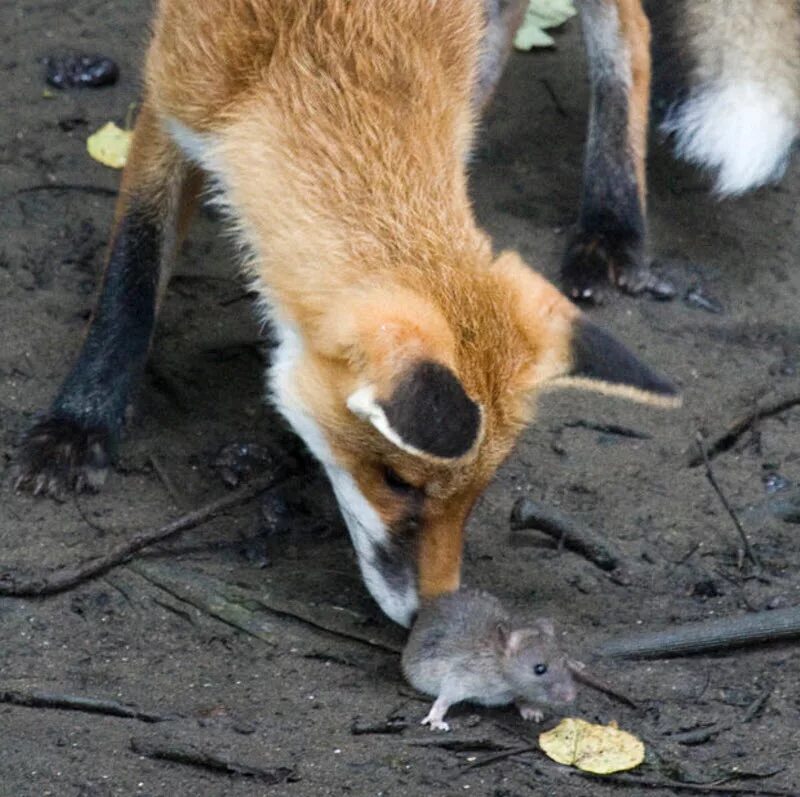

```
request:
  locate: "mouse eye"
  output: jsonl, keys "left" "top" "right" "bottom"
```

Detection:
{"left": 533, "top": 663, "right": 548, "bottom": 676}
{"left": 383, "top": 466, "right": 416, "bottom": 495}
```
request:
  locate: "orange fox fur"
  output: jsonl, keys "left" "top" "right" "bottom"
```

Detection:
{"left": 20, "top": 0, "right": 676, "bottom": 625}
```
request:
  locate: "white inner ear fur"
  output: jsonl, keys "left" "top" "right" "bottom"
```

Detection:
{"left": 347, "top": 384, "right": 485, "bottom": 461}
{"left": 347, "top": 385, "right": 426, "bottom": 457}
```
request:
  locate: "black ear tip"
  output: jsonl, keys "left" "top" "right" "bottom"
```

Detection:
{"left": 381, "top": 361, "right": 482, "bottom": 459}
{"left": 572, "top": 318, "right": 679, "bottom": 400}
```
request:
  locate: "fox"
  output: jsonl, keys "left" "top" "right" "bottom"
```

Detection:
{"left": 13, "top": 0, "right": 678, "bottom": 626}
{"left": 554, "top": 0, "right": 800, "bottom": 300}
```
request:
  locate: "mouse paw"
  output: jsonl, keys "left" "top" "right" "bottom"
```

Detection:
{"left": 518, "top": 705, "right": 544, "bottom": 722}
{"left": 421, "top": 715, "right": 450, "bottom": 732}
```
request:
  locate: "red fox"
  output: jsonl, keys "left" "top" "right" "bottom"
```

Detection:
{"left": 14, "top": 0, "right": 678, "bottom": 626}
{"left": 559, "top": 0, "right": 800, "bottom": 300}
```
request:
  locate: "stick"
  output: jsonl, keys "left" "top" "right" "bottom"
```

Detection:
{"left": 350, "top": 719, "right": 407, "bottom": 735}
{"left": 2, "top": 184, "right": 117, "bottom": 202}
{"left": 0, "top": 689, "right": 170, "bottom": 723}
{"left": 668, "top": 723, "right": 728, "bottom": 746}
{"left": 131, "top": 561, "right": 402, "bottom": 654}
{"left": 695, "top": 432, "right": 760, "bottom": 569}
{"left": 404, "top": 738, "right": 509, "bottom": 752}
{"left": 742, "top": 685, "right": 773, "bottom": 724}
{"left": 0, "top": 473, "right": 283, "bottom": 597}
{"left": 462, "top": 745, "right": 537, "bottom": 770}
{"left": 595, "top": 605, "right": 800, "bottom": 659}
{"left": 563, "top": 420, "right": 651, "bottom": 440}
{"left": 569, "top": 772, "right": 794, "bottom": 796}
{"left": 687, "top": 391, "right": 800, "bottom": 467}
{"left": 129, "top": 561, "right": 277, "bottom": 645}
{"left": 539, "top": 78, "right": 568, "bottom": 117}
{"left": 566, "top": 660, "right": 638, "bottom": 709}
{"left": 148, "top": 454, "right": 185, "bottom": 508}
{"left": 510, "top": 497, "right": 620, "bottom": 571}
{"left": 130, "top": 736, "right": 293, "bottom": 784}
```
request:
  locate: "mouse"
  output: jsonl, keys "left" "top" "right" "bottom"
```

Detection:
{"left": 402, "top": 588, "right": 577, "bottom": 731}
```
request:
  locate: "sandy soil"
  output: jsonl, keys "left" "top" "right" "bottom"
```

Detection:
{"left": 2, "top": 2, "right": 799, "bottom": 796}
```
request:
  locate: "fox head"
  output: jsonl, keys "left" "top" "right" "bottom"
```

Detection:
{"left": 269, "top": 251, "right": 678, "bottom": 626}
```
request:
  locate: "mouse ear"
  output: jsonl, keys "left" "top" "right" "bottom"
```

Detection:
{"left": 505, "top": 629, "right": 526, "bottom": 656}
{"left": 496, "top": 621, "right": 511, "bottom": 649}
{"left": 533, "top": 618, "right": 556, "bottom": 639}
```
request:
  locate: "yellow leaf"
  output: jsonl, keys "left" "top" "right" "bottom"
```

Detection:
{"left": 87, "top": 121, "right": 132, "bottom": 169}
{"left": 514, "top": 0, "right": 577, "bottom": 51}
{"left": 539, "top": 718, "right": 645, "bottom": 775}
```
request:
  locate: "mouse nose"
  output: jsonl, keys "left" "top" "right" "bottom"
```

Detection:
{"left": 552, "top": 681, "right": 578, "bottom": 704}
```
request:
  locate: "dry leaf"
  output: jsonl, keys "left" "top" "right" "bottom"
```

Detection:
{"left": 514, "top": 0, "right": 577, "bottom": 50}
{"left": 86, "top": 121, "right": 132, "bottom": 169}
{"left": 539, "top": 717, "right": 645, "bottom": 774}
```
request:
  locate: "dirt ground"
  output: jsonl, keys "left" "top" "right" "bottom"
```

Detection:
{"left": 2, "top": 3, "right": 800, "bottom": 796}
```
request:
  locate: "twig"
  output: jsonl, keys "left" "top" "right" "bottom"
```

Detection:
{"left": 0, "top": 689, "right": 170, "bottom": 723}
{"left": 742, "top": 684, "right": 773, "bottom": 723}
{"left": 2, "top": 184, "right": 117, "bottom": 202}
{"left": 666, "top": 723, "right": 728, "bottom": 746}
{"left": 404, "top": 737, "right": 509, "bottom": 752}
{"left": 695, "top": 432, "right": 760, "bottom": 570}
{"left": 539, "top": 78, "right": 568, "bottom": 117}
{"left": 129, "top": 561, "right": 277, "bottom": 645}
{"left": 131, "top": 561, "right": 402, "bottom": 654}
{"left": 563, "top": 420, "right": 651, "bottom": 440}
{"left": 0, "top": 472, "right": 284, "bottom": 597}
{"left": 510, "top": 497, "right": 620, "bottom": 571}
{"left": 130, "top": 735, "right": 293, "bottom": 784}
{"left": 148, "top": 454, "right": 185, "bottom": 508}
{"left": 687, "top": 391, "right": 800, "bottom": 467}
{"left": 462, "top": 744, "right": 537, "bottom": 770}
{"left": 567, "top": 660, "right": 638, "bottom": 709}
{"left": 569, "top": 771, "right": 794, "bottom": 796}
{"left": 595, "top": 604, "right": 800, "bottom": 659}
{"left": 350, "top": 718, "right": 407, "bottom": 735}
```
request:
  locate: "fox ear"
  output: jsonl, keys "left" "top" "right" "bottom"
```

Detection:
{"left": 550, "top": 317, "right": 681, "bottom": 407}
{"left": 493, "top": 251, "right": 680, "bottom": 408}
{"left": 347, "top": 361, "right": 483, "bottom": 459}
{"left": 318, "top": 286, "right": 484, "bottom": 460}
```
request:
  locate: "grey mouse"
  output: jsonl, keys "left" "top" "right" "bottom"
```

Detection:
{"left": 402, "top": 588, "right": 577, "bottom": 731}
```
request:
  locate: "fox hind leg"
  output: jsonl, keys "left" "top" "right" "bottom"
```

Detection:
{"left": 562, "top": 0, "right": 673, "bottom": 302}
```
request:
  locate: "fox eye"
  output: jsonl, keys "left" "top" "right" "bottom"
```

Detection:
{"left": 533, "top": 663, "right": 548, "bottom": 676}
{"left": 383, "top": 466, "right": 416, "bottom": 495}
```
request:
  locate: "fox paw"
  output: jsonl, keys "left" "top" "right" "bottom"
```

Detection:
{"left": 562, "top": 233, "right": 675, "bottom": 304}
{"left": 14, "top": 416, "right": 111, "bottom": 500}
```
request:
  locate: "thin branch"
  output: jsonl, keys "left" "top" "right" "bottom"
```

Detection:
{"left": 567, "top": 660, "right": 638, "bottom": 709}
{"left": 0, "top": 688, "right": 171, "bottom": 723}
{"left": 130, "top": 735, "right": 293, "bottom": 784}
{"left": 695, "top": 432, "right": 760, "bottom": 569}
{"left": 130, "top": 560, "right": 402, "bottom": 654}
{"left": 148, "top": 454, "right": 185, "bottom": 508}
{"left": 569, "top": 772, "right": 794, "bottom": 796}
{"left": 687, "top": 391, "right": 800, "bottom": 467}
{"left": 2, "top": 184, "right": 117, "bottom": 203}
{"left": 595, "top": 604, "right": 800, "bottom": 659}
{"left": 510, "top": 497, "right": 620, "bottom": 571}
{"left": 0, "top": 472, "right": 284, "bottom": 597}
{"left": 462, "top": 745, "right": 537, "bottom": 770}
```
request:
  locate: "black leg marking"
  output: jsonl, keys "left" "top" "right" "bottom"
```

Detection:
{"left": 15, "top": 207, "right": 161, "bottom": 498}
{"left": 563, "top": 0, "right": 674, "bottom": 302}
